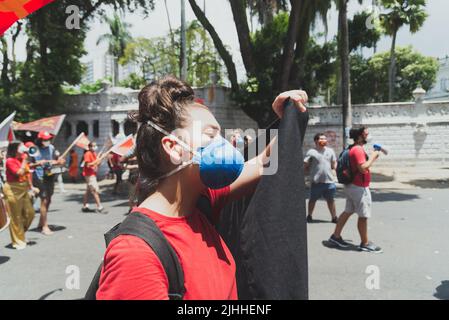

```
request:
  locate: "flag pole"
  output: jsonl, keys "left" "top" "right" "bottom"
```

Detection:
{"left": 60, "top": 133, "right": 85, "bottom": 159}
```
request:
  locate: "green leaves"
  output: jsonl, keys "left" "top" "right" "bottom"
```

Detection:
{"left": 380, "top": 0, "right": 428, "bottom": 35}
{"left": 350, "top": 46, "right": 438, "bottom": 103}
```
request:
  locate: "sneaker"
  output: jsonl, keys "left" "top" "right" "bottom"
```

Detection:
{"left": 329, "top": 234, "right": 350, "bottom": 248}
{"left": 95, "top": 207, "right": 108, "bottom": 214}
{"left": 12, "top": 243, "right": 27, "bottom": 250}
{"left": 331, "top": 216, "right": 338, "bottom": 224}
{"left": 306, "top": 215, "right": 313, "bottom": 223}
{"left": 81, "top": 206, "right": 90, "bottom": 213}
{"left": 360, "top": 242, "right": 383, "bottom": 253}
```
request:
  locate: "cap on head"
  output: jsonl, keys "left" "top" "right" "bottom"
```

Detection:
{"left": 38, "top": 131, "right": 53, "bottom": 141}
{"left": 24, "top": 141, "right": 36, "bottom": 148}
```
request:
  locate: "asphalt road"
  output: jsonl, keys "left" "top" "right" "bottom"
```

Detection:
{"left": 0, "top": 181, "right": 448, "bottom": 300}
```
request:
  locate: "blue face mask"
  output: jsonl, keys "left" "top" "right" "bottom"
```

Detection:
{"left": 146, "top": 120, "right": 244, "bottom": 189}
{"left": 192, "top": 136, "right": 244, "bottom": 189}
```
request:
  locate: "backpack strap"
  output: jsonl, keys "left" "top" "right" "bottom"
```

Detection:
{"left": 85, "top": 212, "right": 185, "bottom": 300}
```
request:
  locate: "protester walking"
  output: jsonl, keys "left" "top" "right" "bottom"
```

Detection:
{"left": 81, "top": 142, "right": 105, "bottom": 213}
{"left": 304, "top": 133, "right": 338, "bottom": 223}
{"left": 31, "top": 131, "right": 65, "bottom": 235}
{"left": 329, "top": 127, "right": 382, "bottom": 253}
{"left": 68, "top": 149, "right": 79, "bottom": 183}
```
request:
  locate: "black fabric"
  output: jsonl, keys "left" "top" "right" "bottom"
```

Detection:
{"left": 219, "top": 104, "right": 309, "bottom": 300}
{"left": 84, "top": 212, "right": 185, "bottom": 300}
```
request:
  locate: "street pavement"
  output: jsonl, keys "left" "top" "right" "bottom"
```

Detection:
{"left": 0, "top": 173, "right": 448, "bottom": 300}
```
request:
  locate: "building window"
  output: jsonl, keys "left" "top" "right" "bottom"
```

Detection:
{"left": 64, "top": 122, "right": 72, "bottom": 140}
{"left": 76, "top": 121, "right": 89, "bottom": 136}
{"left": 111, "top": 120, "right": 119, "bottom": 137}
{"left": 93, "top": 120, "right": 100, "bottom": 138}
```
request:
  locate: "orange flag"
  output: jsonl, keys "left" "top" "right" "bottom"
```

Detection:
{"left": 0, "top": 0, "right": 56, "bottom": 35}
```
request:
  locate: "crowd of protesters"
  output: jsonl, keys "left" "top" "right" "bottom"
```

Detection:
{"left": 0, "top": 130, "right": 140, "bottom": 250}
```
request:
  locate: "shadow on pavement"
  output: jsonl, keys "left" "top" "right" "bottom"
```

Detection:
{"left": 407, "top": 179, "right": 449, "bottom": 189}
{"left": 305, "top": 188, "right": 420, "bottom": 202}
{"left": 0, "top": 256, "right": 10, "bottom": 265}
{"left": 370, "top": 190, "right": 420, "bottom": 202}
{"left": 321, "top": 240, "right": 361, "bottom": 252}
{"left": 112, "top": 201, "right": 131, "bottom": 208}
{"left": 38, "top": 288, "right": 64, "bottom": 300}
{"left": 434, "top": 281, "right": 449, "bottom": 300}
{"left": 371, "top": 172, "right": 395, "bottom": 182}
{"left": 29, "top": 225, "right": 66, "bottom": 233}
{"left": 307, "top": 219, "right": 334, "bottom": 224}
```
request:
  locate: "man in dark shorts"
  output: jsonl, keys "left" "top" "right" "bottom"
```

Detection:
{"left": 304, "top": 133, "right": 338, "bottom": 223}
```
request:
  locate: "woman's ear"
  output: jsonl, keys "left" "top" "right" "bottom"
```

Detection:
{"left": 161, "top": 136, "right": 183, "bottom": 166}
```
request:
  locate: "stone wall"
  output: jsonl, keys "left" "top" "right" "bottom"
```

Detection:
{"left": 304, "top": 100, "right": 449, "bottom": 165}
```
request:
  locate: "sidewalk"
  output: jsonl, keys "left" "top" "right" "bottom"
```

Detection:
{"left": 370, "top": 165, "right": 449, "bottom": 189}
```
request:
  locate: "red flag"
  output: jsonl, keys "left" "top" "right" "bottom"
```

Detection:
{"left": 0, "top": 112, "right": 15, "bottom": 147}
{"left": 8, "top": 127, "right": 15, "bottom": 141}
{"left": 110, "top": 135, "right": 135, "bottom": 156}
{"left": 0, "top": 0, "right": 55, "bottom": 36}
{"left": 75, "top": 133, "right": 90, "bottom": 150}
{"left": 14, "top": 114, "right": 66, "bottom": 136}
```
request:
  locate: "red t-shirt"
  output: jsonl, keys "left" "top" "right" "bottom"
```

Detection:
{"left": 83, "top": 151, "right": 97, "bottom": 177}
{"left": 349, "top": 145, "right": 370, "bottom": 187}
{"left": 5, "top": 157, "right": 30, "bottom": 183}
{"left": 111, "top": 153, "right": 123, "bottom": 171}
{"left": 96, "top": 186, "right": 237, "bottom": 300}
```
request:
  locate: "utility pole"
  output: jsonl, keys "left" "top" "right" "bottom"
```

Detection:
{"left": 180, "top": 0, "right": 187, "bottom": 81}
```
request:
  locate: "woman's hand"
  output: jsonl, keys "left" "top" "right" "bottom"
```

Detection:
{"left": 272, "top": 90, "right": 308, "bottom": 119}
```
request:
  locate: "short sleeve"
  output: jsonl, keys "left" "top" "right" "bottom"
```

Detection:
{"left": 304, "top": 149, "right": 313, "bottom": 163}
{"left": 352, "top": 146, "right": 367, "bottom": 165}
{"left": 96, "top": 235, "right": 169, "bottom": 300}
{"left": 6, "top": 158, "right": 21, "bottom": 176}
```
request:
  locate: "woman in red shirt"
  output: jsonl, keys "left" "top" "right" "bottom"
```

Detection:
{"left": 96, "top": 76, "right": 308, "bottom": 300}
{"left": 2, "top": 142, "right": 37, "bottom": 250}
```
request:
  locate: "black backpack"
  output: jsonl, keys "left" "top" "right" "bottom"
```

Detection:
{"left": 336, "top": 145, "right": 355, "bottom": 185}
{"left": 85, "top": 194, "right": 213, "bottom": 300}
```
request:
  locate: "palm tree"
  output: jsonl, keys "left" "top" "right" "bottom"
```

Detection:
{"left": 380, "top": 0, "right": 427, "bottom": 102}
{"left": 97, "top": 13, "right": 132, "bottom": 86}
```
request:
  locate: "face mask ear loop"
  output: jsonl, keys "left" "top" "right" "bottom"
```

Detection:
{"left": 158, "top": 159, "right": 195, "bottom": 181}
{"left": 146, "top": 119, "right": 200, "bottom": 158}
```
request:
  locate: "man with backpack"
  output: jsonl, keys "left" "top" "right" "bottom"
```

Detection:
{"left": 329, "top": 126, "right": 382, "bottom": 253}
{"left": 304, "top": 133, "right": 338, "bottom": 223}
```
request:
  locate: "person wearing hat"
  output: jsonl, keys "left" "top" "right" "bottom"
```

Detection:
{"left": 30, "top": 131, "right": 65, "bottom": 235}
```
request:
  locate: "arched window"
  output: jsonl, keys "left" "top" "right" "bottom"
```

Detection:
{"left": 111, "top": 120, "right": 119, "bottom": 137}
{"left": 76, "top": 121, "right": 89, "bottom": 136}
{"left": 93, "top": 120, "right": 100, "bottom": 138}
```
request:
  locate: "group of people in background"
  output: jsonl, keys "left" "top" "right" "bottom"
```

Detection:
{"left": 304, "top": 126, "right": 383, "bottom": 253}
{"left": 0, "top": 131, "right": 140, "bottom": 250}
